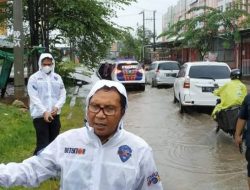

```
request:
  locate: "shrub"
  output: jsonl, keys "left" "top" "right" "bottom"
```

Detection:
{"left": 55, "top": 61, "right": 75, "bottom": 85}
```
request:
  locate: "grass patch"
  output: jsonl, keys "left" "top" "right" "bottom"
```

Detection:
{"left": 0, "top": 97, "right": 85, "bottom": 190}
{"left": 60, "top": 97, "right": 85, "bottom": 131}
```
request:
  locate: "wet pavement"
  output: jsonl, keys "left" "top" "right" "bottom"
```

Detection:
{"left": 124, "top": 85, "right": 247, "bottom": 190}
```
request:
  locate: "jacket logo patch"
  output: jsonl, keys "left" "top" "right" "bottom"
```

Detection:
{"left": 118, "top": 145, "right": 132, "bottom": 162}
{"left": 147, "top": 172, "right": 161, "bottom": 186}
{"left": 54, "top": 76, "right": 58, "bottom": 80}
{"left": 64, "top": 147, "right": 85, "bottom": 155}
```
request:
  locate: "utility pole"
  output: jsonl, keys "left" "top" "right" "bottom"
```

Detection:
{"left": 139, "top": 11, "right": 145, "bottom": 63}
{"left": 142, "top": 11, "right": 145, "bottom": 44}
{"left": 140, "top": 10, "right": 157, "bottom": 62}
{"left": 153, "top": 10, "right": 156, "bottom": 52}
{"left": 139, "top": 11, "right": 145, "bottom": 43}
{"left": 13, "top": 0, "right": 25, "bottom": 98}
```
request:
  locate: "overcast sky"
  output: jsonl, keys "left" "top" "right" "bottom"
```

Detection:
{"left": 113, "top": 0, "right": 177, "bottom": 37}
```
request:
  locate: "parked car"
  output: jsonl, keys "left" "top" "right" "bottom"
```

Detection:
{"left": 96, "top": 60, "right": 115, "bottom": 80}
{"left": 111, "top": 60, "right": 145, "bottom": 91}
{"left": 145, "top": 60, "right": 180, "bottom": 87}
{"left": 173, "top": 61, "right": 231, "bottom": 113}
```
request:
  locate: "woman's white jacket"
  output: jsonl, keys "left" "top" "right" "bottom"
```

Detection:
{"left": 27, "top": 53, "right": 66, "bottom": 119}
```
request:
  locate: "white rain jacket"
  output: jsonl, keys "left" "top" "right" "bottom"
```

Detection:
{"left": 0, "top": 80, "right": 163, "bottom": 190}
{"left": 27, "top": 53, "right": 66, "bottom": 118}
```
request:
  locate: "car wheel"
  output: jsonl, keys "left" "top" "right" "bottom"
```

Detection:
{"left": 178, "top": 95, "right": 185, "bottom": 113}
{"left": 151, "top": 79, "right": 155, "bottom": 88}
{"left": 140, "top": 85, "right": 145, "bottom": 91}
{"left": 155, "top": 81, "right": 159, "bottom": 88}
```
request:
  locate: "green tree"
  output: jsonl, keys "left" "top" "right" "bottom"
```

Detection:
{"left": 119, "top": 31, "right": 141, "bottom": 60}
{"left": 159, "top": 2, "right": 250, "bottom": 60}
{"left": 48, "top": 0, "right": 134, "bottom": 67}
{"left": 119, "top": 26, "right": 153, "bottom": 61}
{"left": 1, "top": 0, "right": 136, "bottom": 69}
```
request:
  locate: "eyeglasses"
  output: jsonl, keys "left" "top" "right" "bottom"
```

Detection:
{"left": 88, "top": 104, "right": 117, "bottom": 116}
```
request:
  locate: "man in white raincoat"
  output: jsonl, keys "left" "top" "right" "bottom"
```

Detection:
{"left": 27, "top": 53, "right": 66, "bottom": 155}
{"left": 0, "top": 79, "right": 163, "bottom": 190}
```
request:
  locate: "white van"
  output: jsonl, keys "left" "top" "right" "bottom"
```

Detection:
{"left": 146, "top": 60, "right": 180, "bottom": 87}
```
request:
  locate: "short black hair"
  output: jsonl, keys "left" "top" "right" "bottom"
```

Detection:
{"left": 41, "top": 57, "right": 53, "bottom": 63}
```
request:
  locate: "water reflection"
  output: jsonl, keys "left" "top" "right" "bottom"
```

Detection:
{"left": 124, "top": 86, "right": 247, "bottom": 190}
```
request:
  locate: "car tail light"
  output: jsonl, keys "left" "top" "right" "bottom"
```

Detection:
{"left": 155, "top": 69, "right": 160, "bottom": 76}
{"left": 183, "top": 77, "right": 190, "bottom": 88}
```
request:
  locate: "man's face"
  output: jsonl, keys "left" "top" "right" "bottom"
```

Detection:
{"left": 42, "top": 58, "right": 53, "bottom": 67}
{"left": 87, "top": 89, "right": 124, "bottom": 142}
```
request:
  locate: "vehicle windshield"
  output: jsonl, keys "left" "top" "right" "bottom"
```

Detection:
{"left": 117, "top": 63, "right": 141, "bottom": 70}
{"left": 189, "top": 65, "right": 230, "bottom": 79}
{"left": 158, "top": 62, "right": 180, "bottom": 70}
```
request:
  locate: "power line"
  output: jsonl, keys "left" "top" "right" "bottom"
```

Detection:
{"left": 116, "top": 13, "right": 141, "bottom": 17}
{"left": 131, "top": 5, "right": 165, "bottom": 15}
{"left": 130, "top": 5, "right": 153, "bottom": 12}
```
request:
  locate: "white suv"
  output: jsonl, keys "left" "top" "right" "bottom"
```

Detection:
{"left": 111, "top": 60, "right": 145, "bottom": 91}
{"left": 173, "top": 61, "right": 231, "bottom": 113}
{"left": 146, "top": 60, "right": 180, "bottom": 87}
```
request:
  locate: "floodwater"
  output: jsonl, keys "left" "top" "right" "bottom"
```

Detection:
{"left": 124, "top": 85, "right": 247, "bottom": 190}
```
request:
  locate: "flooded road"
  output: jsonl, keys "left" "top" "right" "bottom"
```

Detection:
{"left": 124, "top": 85, "right": 247, "bottom": 190}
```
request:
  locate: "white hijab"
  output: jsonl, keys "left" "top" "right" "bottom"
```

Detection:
{"left": 85, "top": 80, "right": 128, "bottom": 130}
{"left": 38, "top": 53, "right": 55, "bottom": 72}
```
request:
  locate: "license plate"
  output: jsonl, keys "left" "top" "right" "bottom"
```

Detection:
{"left": 202, "top": 87, "right": 214, "bottom": 92}
{"left": 166, "top": 73, "right": 176, "bottom": 77}
{"left": 171, "top": 73, "right": 177, "bottom": 77}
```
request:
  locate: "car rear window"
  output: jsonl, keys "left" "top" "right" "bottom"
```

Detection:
{"left": 189, "top": 65, "right": 230, "bottom": 79}
{"left": 117, "top": 63, "right": 141, "bottom": 70}
{"left": 158, "top": 62, "right": 180, "bottom": 70}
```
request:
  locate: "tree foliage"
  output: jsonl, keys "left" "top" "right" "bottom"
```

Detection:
{"left": 119, "top": 31, "right": 140, "bottom": 60}
{"left": 49, "top": 0, "right": 132, "bottom": 66}
{"left": 159, "top": 2, "right": 250, "bottom": 59}
{"left": 119, "top": 26, "right": 153, "bottom": 61}
{"left": 1, "top": 0, "right": 136, "bottom": 68}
